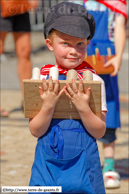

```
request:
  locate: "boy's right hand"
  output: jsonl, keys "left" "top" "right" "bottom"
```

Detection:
{"left": 39, "top": 76, "right": 65, "bottom": 109}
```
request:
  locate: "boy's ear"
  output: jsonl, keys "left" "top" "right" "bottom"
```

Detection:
{"left": 87, "top": 40, "right": 90, "bottom": 45}
{"left": 46, "top": 38, "right": 53, "bottom": 51}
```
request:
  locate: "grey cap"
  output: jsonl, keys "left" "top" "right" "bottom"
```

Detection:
{"left": 44, "top": 2, "right": 95, "bottom": 40}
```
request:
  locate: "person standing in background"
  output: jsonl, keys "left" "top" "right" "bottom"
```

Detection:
{"left": 83, "top": 0, "right": 127, "bottom": 189}
{"left": 0, "top": 0, "right": 38, "bottom": 116}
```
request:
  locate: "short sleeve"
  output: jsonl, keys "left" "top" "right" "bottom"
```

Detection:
{"left": 93, "top": 74, "right": 107, "bottom": 112}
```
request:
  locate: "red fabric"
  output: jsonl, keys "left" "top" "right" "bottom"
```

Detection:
{"left": 84, "top": 0, "right": 127, "bottom": 19}
{"left": 40, "top": 61, "right": 97, "bottom": 80}
{"left": 106, "top": 176, "right": 116, "bottom": 180}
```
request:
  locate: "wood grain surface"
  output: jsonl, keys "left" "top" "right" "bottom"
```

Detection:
{"left": 23, "top": 80, "right": 101, "bottom": 119}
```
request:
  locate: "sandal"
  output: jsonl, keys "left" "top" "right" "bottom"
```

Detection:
{"left": 0, "top": 109, "right": 10, "bottom": 117}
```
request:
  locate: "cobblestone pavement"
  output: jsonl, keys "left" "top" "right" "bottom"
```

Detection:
{"left": 1, "top": 32, "right": 129, "bottom": 194}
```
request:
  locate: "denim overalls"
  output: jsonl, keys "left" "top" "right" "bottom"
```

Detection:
{"left": 29, "top": 74, "right": 105, "bottom": 194}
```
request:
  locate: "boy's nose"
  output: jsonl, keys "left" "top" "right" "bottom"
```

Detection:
{"left": 69, "top": 47, "right": 77, "bottom": 55}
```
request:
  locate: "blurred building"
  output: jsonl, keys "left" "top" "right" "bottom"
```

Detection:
{"left": 30, "top": 0, "right": 83, "bottom": 31}
{"left": 30, "top": 0, "right": 128, "bottom": 37}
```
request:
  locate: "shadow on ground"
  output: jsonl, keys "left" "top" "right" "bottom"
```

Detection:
{"left": 115, "top": 159, "right": 129, "bottom": 180}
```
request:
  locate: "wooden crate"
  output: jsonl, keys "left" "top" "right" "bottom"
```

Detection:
{"left": 23, "top": 79, "right": 101, "bottom": 119}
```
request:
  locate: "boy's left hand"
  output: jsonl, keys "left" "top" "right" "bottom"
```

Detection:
{"left": 64, "top": 78, "right": 91, "bottom": 112}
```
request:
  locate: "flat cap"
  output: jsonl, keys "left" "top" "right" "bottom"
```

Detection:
{"left": 44, "top": 2, "right": 95, "bottom": 40}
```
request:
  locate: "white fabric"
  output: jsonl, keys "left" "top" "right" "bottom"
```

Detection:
{"left": 93, "top": 74, "right": 107, "bottom": 112}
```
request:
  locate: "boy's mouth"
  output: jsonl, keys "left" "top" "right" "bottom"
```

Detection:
{"left": 67, "top": 58, "right": 78, "bottom": 62}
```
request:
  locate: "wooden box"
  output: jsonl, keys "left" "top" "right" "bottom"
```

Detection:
{"left": 23, "top": 80, "right": 101, "bottom": 119}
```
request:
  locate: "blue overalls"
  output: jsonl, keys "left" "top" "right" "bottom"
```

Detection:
{"left": 86, "top": 8, "right": 120, "bottom": 129}
{"left": 29, "top": 74, "right": 105, "bottom": 194}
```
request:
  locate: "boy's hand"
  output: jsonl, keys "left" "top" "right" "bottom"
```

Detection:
{"left": 39, "top": 76, "right": 64, "bottom": 109}
{"left": 64, "top": 78, "right": 91, "bottom": 112}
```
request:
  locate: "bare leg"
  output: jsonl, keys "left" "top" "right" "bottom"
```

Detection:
{"left": 13, "top": 32, "right": 32, "bottom": 98}
{"left": 102, "top": 141, "right": 115, "bottom": 173}
{"left": 103, "top": 141, "right": 115, "bottom": 158}
{"left": 0, "top": 31, "right": 7, "bottom": 54}
{"left": 0, "top": 32, "right": 10, "bottom": 116}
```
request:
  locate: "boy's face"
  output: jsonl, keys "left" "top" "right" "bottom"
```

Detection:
{"left": 46, "top": 31, "right": 89, "bottom": 69}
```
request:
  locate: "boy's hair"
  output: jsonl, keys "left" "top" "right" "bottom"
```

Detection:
{"left": 44, "top": 2, "right": 95, "bottom": 40}
{"left": 48, "top": 29, "right": 58, "bottom": 42}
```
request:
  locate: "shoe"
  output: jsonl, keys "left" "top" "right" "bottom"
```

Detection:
{"left": 103, "top": 171, "right": 120, "bottom": 189}
{"left": 0, "top": 108, "right": 9, "bottom": 117}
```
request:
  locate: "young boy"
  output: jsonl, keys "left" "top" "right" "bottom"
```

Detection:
{"left": 29, "top": 2, "right": 107, "bottom": 193}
